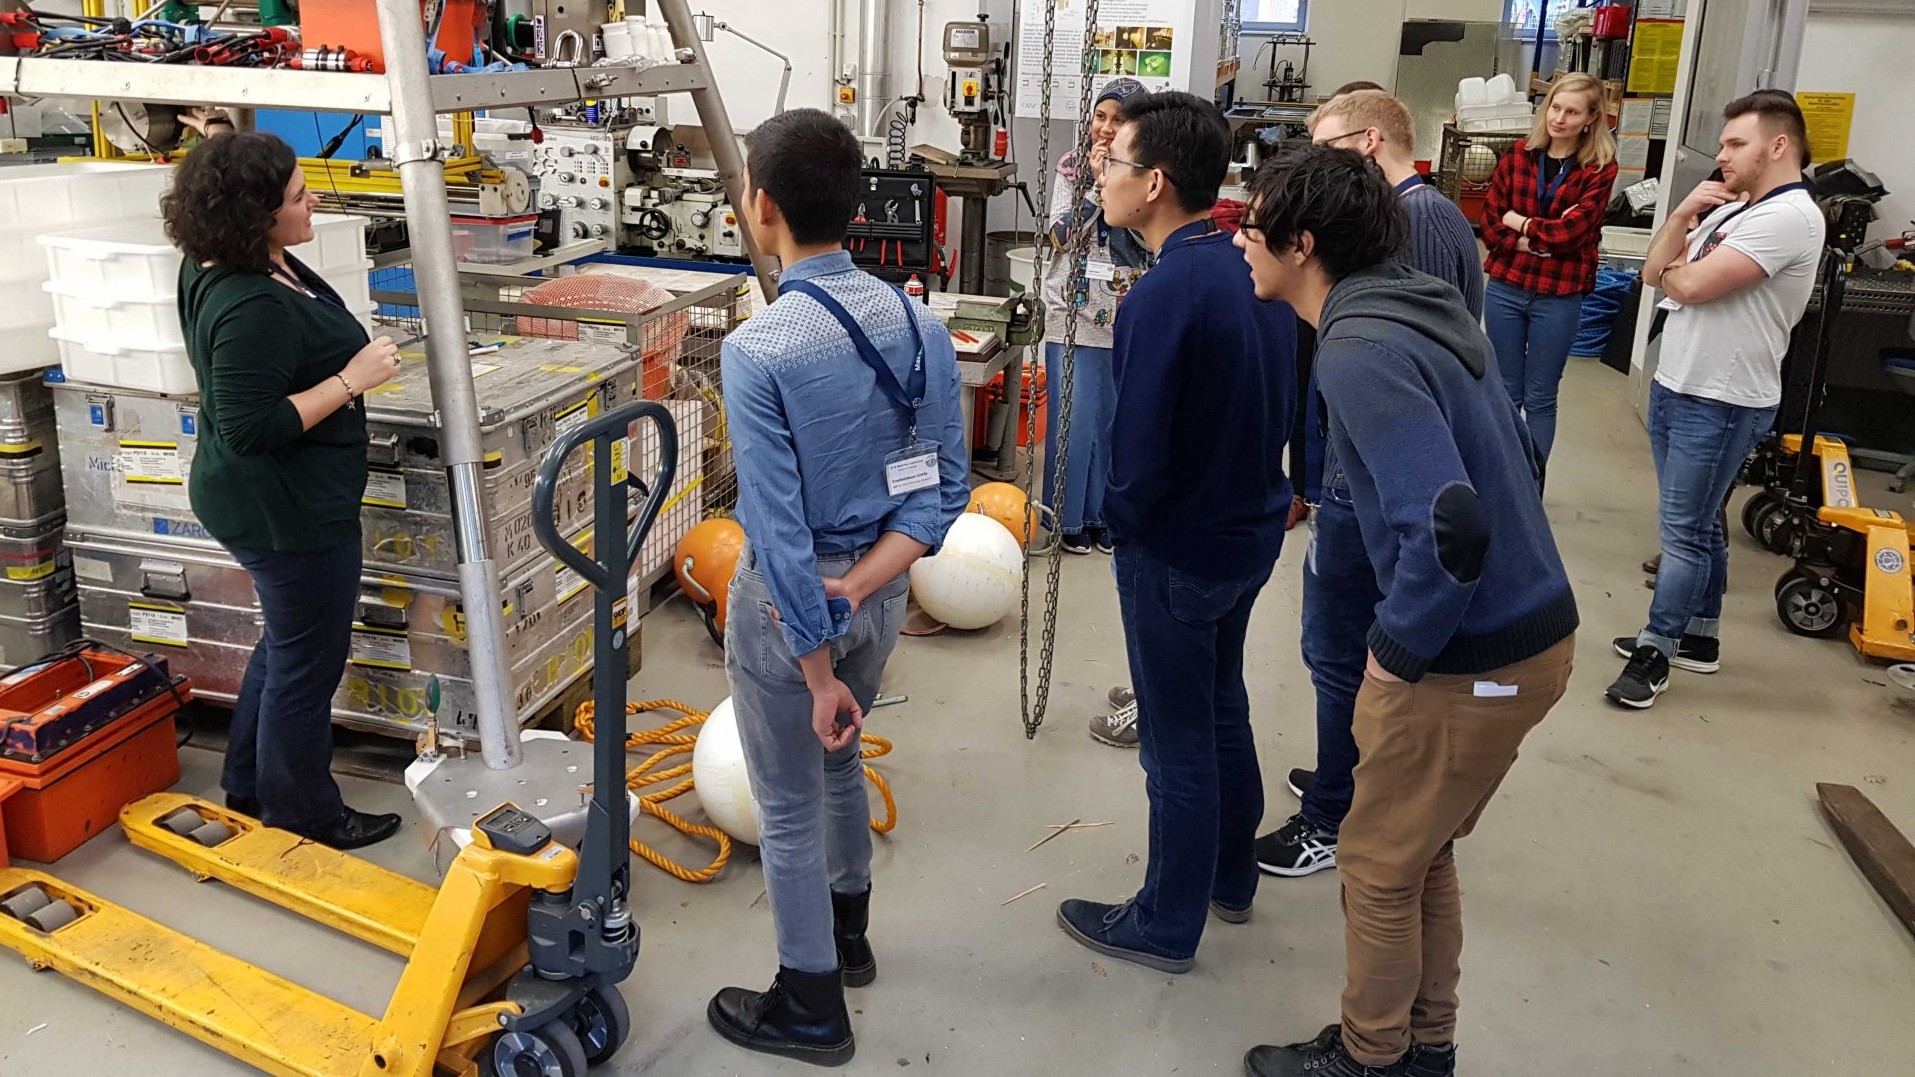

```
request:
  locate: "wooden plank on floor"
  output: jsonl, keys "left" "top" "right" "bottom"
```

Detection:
{"left": 1817, "top": 782, "right": 1915, "bottom": 940}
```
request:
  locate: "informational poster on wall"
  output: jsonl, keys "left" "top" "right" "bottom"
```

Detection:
{"left": 1015, "top": 0, "right": 1195, "bottom": 119}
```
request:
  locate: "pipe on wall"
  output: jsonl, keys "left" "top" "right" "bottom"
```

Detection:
{"left": 856, "top": 0, "right": 891, "bottom": 135}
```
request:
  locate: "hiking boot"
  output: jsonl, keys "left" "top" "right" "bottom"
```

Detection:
{"left": 1244, "top": 1027, "right": 1408, "bottom": 1076}
{"left": 831, "top": 888, "right": 875, "bottom": 988}
{"left": 1405, "top": 1043, "right": 1456, "bottom": 1077}
{"left": 1605, "top": 645, "right": 1670, "bottom": 709}
{"left": 1254, "top": 812, "right": 1338, "bottom": 877}
{"left": 1611, "top": 633, "right": 1719, "bottom": 674}
{"left": 708, "top": 966, "right": 855, "bottom": 1067}
{"left": 1089, "top": 698, "right": 1139, "bottom": 748}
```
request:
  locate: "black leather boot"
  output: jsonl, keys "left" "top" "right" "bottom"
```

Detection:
{"left": 832, "top": 888, "right": 876, "bottom": 987}
{"left": 707, "top": 966, "right": 855, "bottom": 1067}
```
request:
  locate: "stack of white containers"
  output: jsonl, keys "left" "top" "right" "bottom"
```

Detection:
{"left": 38, "top": 213, "right": 374, "bottom": 395}
{"left": 0, "top": 162, "right": 173, "bottom": 376}
{"left": 1455, "top": 74, "right": 1535, "bottom": 133}
{"left": 0, "top": 162, "right": 173, "bottom": 667}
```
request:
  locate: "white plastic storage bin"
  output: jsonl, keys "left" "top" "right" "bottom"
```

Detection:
{"left": 43, "top": 282, "right": 179, "bottom": 349}
{"left": 452, "top": 215, "right": 537, "bottom": 264}
{"left": 0, "top": 162, "right": 169, "bottom": 283}
{"left": 288, "top": 213, "right": 371, "bottom": 276}
{"left": 47, "top": 328, "right": 197, "bottom": 395}
{"left": 38, "top": 218, "right": 180, "bottom": 302}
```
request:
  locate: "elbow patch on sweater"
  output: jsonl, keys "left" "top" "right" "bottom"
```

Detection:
{"left": 1431, "top": 482, "right": 1488, "bottom": 584}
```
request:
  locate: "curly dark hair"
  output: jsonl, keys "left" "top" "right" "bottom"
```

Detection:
{"left": 160, "top": 131, "right": 298, "bottom": 275}
{"left": 1244, "top": 145, "right": 1406, "bottom": 281}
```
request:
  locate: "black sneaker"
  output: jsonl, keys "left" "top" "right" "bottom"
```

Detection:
{"left": 1060, "top": 533, "right": 1094, "bottom": 555}
{"left": 1086, "top": 525, "right": 1114, "bottom": 554}
{"left": 1286, "top": 768, "right": 1315, "bottom": 800}
{"left": 1611, "top": 634, "right": 1719, "bottom": 674}
{"left": 1605, "top": 645, "right": 1670, "bottom": 709}
{"left": 1244, "top": 1027, "right": 1408, "bottom": 1076}
{"left": 1405, "top": 1043, "right": 1456, "bottom": 1077}
{"left": 1254, "top": 812, "right": 1337, "bottom": 877}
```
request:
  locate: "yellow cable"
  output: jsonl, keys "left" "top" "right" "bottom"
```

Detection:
{"left": 573, "top": 698, "right": 898, "bottom": 883}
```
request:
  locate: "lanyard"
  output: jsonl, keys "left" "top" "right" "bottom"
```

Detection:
{"left": 269, "top": 261, "right": 346, "bottom": 311}
{"left": 781, "top": 279, "right": 928, "bottom": 436}
{"left": 1394, "top": 174, "right": 1426, "bottom": 196}
{"left": 1691, "top": 180, "right": 1814, "bottom": 261}
{"left": 1534, "top": 150, "right": 1574, "bottom": 211}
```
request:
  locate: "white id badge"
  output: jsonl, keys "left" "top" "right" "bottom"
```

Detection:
{"left": 884, "top": 441, "right": 940, "bottom": 496}
{"left": 1086, "top": 252, "right": 1117, "bottom": 282}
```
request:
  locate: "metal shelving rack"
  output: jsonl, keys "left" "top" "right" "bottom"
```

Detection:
{"left": 2, "top": 0, "right": 772, "bottom": 796}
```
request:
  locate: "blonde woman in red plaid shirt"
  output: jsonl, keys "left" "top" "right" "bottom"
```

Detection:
{"left": 1480, "top": 73, "right": 1619, "bottom": 472}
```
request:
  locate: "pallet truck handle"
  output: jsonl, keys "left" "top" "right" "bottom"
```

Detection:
{"left": 531, "top": 400, "right": 679, "bottom": 596}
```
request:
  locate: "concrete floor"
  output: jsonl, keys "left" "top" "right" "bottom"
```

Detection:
{"left": 3, "top": 359, "right": 1914, "bottom": 1075}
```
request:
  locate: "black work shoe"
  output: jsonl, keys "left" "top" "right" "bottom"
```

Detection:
{"left": 224, "top": 794, "right": 260, "bottom": 818}
{"left": 1605, "top": 645, "right": 1670, "bottom": 709}
{"left": 1210, "top": 899, "right": 1252, "bottom": 924}
{"left": 1611, "top": 634, "right": 1720, "bottom": 674}
{"left": 831, "top": 888, "right": 875, "bottom": 988}
{"left": 708, "top": 966, "right": 855, "bottom": 1067}
{"left": 293, "top": 807, "right": 401, "bottom": 850}
{"left": 1286, "top": 768, "right": 1315, "bottom": 800}
{"left": 1405, "top": 1043, "right": 1456, "bottom": 1077}
{"left": 1255, "top": 812, "right": 1338, "bottom": 877}
{"left": 1244, "top": 1027, "right": 1409, "bottom": 1076}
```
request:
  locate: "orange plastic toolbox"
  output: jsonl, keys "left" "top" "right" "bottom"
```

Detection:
{"left": 0, "top": 650, "right": 191, "bottom": 864}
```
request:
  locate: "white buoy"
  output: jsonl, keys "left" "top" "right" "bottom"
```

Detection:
{"left": 691, "top": 697, "right": 760, "bottom": 845}
{"left": 909, "top": 513, "right": 1023, "bottom": 630}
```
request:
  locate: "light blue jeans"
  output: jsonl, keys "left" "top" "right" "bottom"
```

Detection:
{"left": 1483, "top": 279, "right": 1584, "bottom": 463}
{"left": 724, "top": 551, "right": 910, "bottom": 974}
{"left": 1638, "top": 381, "right": 1777, "bottom": 655}
{"left": 1043, "top": 341, "right": 1117, "bottom": 535}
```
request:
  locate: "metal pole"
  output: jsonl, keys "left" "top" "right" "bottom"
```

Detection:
{"left": 855, "top": 0, "right": 891, "bottom": 139}
{"left": 658, "top": 0, "right": 780, "bottom": 302}
{"left": 374, "top": 0, "right": 522, "bottom": 770}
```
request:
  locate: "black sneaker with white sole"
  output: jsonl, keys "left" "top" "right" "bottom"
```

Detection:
{"left": 1605, "top": 645, "right": 1670, "bottom": 709}
{"left": 1254, "top": 812, "right": 1337, "bottom": 877}
{"left": 1611, "top": 634, "right": 1719, "bottom": 673}
{"left": 1286, "top": 768, "right": 1315, "bottom": 800}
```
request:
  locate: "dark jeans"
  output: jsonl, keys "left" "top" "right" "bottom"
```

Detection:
{"left": 1114, "top": 543, "right": 1273, "bottom": 957}
{"left": 222, "top": 541, "right": 360, "bottom": 830}
{"left": 1638, "top": 382, "right": 1777, "bottom": 654}
{"left": 1299, "top": 491, "right": 1382, "bottom": 832}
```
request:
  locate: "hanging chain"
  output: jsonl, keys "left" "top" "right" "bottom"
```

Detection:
{"left": 1018, "top": 0, "right": 1101, "bottom": 740}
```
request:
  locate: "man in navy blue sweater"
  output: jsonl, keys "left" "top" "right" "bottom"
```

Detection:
{"left": 1053, "top": 91, "right": 1297, "bottom": 974}
{"left": 1233, "top": 146, "right": 1577, "bottom": 1077}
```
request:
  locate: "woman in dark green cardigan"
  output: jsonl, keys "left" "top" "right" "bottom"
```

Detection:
{"left": 161, "top": 131, "right": 404, "bottom": 850}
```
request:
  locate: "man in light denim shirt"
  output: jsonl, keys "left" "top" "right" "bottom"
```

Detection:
{"left": 706, "top": 109, "right": 969, "bottom": 1069}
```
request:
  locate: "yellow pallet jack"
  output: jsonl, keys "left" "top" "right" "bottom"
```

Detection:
{"left": 0, "top": 401, "right": 677, "bottom": 1077}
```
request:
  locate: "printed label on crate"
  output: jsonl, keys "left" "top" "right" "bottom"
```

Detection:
{"left": 118, "top": 440, "right": 184, "bottom": 485}
{"left": 554, "top": 394, "right": 603, "bottom": 439}
{"left": 576, "top": 319, "right": 628, "bottom": 345}
{"left": 128, "top": 602, "right": 190, "bottom": 647}
{"left": 349, "top": 624, "right": 413, "bottom": 670}
{"left": 363, "top": 469, "right": 408, "bottom": 509}
{"left": 73, "top": 555, "right": 115, "bottom": 584}
{"left": 554, "top": 562, "right": 588, "bottom": 604}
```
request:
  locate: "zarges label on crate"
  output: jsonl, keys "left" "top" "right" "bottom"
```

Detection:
{"left": 118, "top": 440, "right": 184, "bottom": 485}
{"left": 363, "top": 469, "right": 408, "bottom": 509}
{"left": 128, "top": 602, "right": 189, "bottom": 648}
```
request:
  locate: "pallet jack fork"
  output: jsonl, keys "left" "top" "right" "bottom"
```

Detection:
{"left": 0, "top": 401, "right": 677, "bottom": 1077}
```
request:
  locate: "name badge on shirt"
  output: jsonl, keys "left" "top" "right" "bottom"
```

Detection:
{"left": 1085, "top": 251, "right": 1117, "bottom": 282}
{"left": 884, "top": 441, "right": 940, "bottom": 496}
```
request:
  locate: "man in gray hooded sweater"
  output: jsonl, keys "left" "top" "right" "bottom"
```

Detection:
{"left": 1230, "top": 145, "right": 1579, "bottom": 1077}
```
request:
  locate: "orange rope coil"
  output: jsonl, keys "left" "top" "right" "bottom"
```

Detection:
{"left": 573, "top": 698, "right": 898, "bottom": 884}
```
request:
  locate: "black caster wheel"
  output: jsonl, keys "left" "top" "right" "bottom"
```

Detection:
{"left": 567, "top": 984, "right": 632, "bottom": 1066}
{"left": 480, "top": 1019, "right": 588, "bottom": 1077}
{"left": 1776, "top": 575, "right": 1847, "bottom": 638}
{"left": 1754, "top": 500, "right": 1796, "bottom": 555}
{"left": 1741, "top": 490, "right": 1778, "bottom": 540}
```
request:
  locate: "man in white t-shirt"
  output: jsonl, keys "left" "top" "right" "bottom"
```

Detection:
{"left": 1606, "top": 90, "right": 1826, "bottom": 709}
